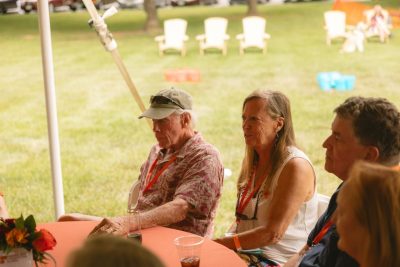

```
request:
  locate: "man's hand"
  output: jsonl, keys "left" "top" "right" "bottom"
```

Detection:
{"left": 88, "top": 198, "right": 188, "bottom": 237}
{"left": 89, "top": 217, "right": 127, "bottom": 236}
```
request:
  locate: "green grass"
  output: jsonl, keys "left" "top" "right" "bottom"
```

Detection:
{"left": 1, "top": 3, "right": 399, "bottom": 237}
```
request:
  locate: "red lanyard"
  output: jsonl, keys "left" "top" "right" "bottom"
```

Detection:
{"left": 236, "top": 165, "right": 265, "bottom": 220}
{"left": 143, "top": 155, "right": 177, "bottom": 193}
{"left": 312, "top": 219, "right": 333, "bottom": 245}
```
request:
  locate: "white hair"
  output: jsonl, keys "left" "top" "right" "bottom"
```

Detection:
{"left": 173, "top": 109, "right": 197, "bottom": 129}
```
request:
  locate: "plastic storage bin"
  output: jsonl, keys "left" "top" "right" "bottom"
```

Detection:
{"left": 317, "top": 72, "right": 355, "bottom": 91}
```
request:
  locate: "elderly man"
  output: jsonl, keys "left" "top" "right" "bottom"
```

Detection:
{"left": 285, "top": 96, "right": 400, "bottom": 267}
{"left": 60, "top": 88, "right": 224, "bottom": 237}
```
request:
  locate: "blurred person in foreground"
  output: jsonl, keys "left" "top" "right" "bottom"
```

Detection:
{"left": 285, "top": 96, "right": 400, "bottom": 267}
{"left": 334, "top": 161, "right": 400, "bottom": 267}
{"left": 214, "top": 90, "right": 319, "bottom": 265}
{"left": 66, "top": 234, "right": 165, "bottom": 267}
{"left": 59, "top": 88, "right": 224, "bottom": 237}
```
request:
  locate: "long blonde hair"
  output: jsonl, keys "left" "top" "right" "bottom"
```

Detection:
{"left": 347, "top": 161, "right": 400, "bottom": 267}
{"left": 237, "top": 90, "right": 296, "bottom": 193}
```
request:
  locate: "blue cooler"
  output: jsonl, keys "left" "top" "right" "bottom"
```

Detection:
{"left": 343, "top": 75, "right": 356, "bottom": 90}
{"left": 317, "top": 72, "right": 355, "bottom": 91}
{"left": 329, "top": 72, "right": 342, "bottom": 89}
{"left": 334, "top": 77, "right": 347, "bottom": 91}
{"left": 317, "top": 73, "right": 332, "bottom": 91}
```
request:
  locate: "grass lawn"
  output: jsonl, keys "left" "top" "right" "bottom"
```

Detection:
{"left": 0, "top": 2, "right": 399, "bottom": 237}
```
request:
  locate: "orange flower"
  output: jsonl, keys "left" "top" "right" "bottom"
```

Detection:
{"left": 5, "top": 228, "right": 28, "bottom": 247}
{"left": 33, "top": 229, "right": 57, "bottom": 252}
{"left": 1, "top": 215, "right": 57, "bottom": 264}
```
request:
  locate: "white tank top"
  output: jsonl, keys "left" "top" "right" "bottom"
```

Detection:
{"left": 236, "top": 146, "right": 319, "bottom": 265}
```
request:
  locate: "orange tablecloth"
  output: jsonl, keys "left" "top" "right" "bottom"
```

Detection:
{"left": 38, "top": 221, "right": 246, "bottom": 267}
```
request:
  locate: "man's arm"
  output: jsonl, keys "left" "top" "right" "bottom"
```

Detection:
{"left": 90, "top": 154, "right": 221, "bottom": 236}
{"left": 89, "top": 197, "right": 189, "bottom": 235}
{"left": 135, "top": 197, "right": 189, "bottom": 229}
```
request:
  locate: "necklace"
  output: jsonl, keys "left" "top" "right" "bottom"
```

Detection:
{"left": 236, "top": 163, "right": 269, "bottom": 221}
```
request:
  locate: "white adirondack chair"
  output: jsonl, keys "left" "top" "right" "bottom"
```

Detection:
{"left": 324, "top": 11, "right": 347, "bottom": 46}
{"left": 236, "top": 16, "right": 271, "bottom": 55}
{"left": 364, "top": 8, "right": 392, "bottom": 43}
{"left": 196, "top": 17, "right": 230, "bottom": 55}
{"left": 154, "top": 19, "right": 189, "bottom": 56}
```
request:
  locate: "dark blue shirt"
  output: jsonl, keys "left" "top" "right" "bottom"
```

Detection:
{"left": 299, "top": 183, "right": 359, "bottom": 267}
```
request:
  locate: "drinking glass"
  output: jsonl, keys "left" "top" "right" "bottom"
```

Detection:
{"left": 174, "top": 235, "right": 204, "bottom": 267}
{"left": 126, "top": 208, "right": 142, "bottom": 244}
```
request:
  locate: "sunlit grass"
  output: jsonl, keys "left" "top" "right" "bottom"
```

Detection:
{"left": 1, "top": 2, "right": 399, "bottom": 237}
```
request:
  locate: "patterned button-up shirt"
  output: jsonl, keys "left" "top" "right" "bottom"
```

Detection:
{"left": 136, "top": 132, "right": 224, "bottom": 237}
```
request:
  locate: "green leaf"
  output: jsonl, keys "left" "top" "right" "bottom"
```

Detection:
{"left": 15, "top": 215, "right": 25, "bottom": 229}
{"left": 28, "top": 231, "right": 42, "bottom": 244}
{"left": 25, "top": 215, "right": 36, "bottom": 233}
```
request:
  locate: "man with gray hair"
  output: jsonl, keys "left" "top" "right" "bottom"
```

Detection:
{"left": 61, "top": 88, "right": 224, "bottom": 237}
{"left": 285, "top": 96, "right": 400, "bottom": 267}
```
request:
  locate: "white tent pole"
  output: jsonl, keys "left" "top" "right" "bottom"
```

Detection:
{"left": 37, "top": 0, "right": 65, "bottom": 219}
{"left": 81, "top": 1, "right": 151, "bottom": 129}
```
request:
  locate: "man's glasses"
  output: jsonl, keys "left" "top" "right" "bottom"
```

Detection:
{"left": 150, "top": 95, "right": 185, "bottom": 110}
{"left": 235, "top": 193, "right": 261, "bottom": 221}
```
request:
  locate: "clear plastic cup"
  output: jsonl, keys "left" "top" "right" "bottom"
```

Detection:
{"left": 174, "top": 235, "right": 204, "bottom": 267}
{"left": 126, "top": 209, "right": 142, "bottom": 244}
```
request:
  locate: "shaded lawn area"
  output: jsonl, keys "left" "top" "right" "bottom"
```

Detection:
{"left": 0, "top": 2, "right": 399, "bottom": 237}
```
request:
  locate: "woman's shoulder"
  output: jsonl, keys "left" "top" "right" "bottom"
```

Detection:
{"left": 281, "top": 147, "right": 315, "bottom": 177}
{"left": 286, "top": 146, "right": 311, "bottom": 162}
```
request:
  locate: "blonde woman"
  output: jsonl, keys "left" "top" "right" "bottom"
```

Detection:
{"left": 215, "top": 90, "right": 318, "bottom": 265}
{"left": 335, "top": 161, "right": 400, "bottom": 267}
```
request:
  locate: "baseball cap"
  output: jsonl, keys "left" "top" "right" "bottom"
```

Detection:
{"left": 139, "top": 88, "right": 192, "bottom": 120}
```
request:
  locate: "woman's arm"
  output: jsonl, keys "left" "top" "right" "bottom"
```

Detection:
{"left": 0, "top": 194, "right": 9, "bottom": 218}
{"left": 284, "top": 244, "right": 310, "bottom": 267}
{"left": 215, "top": 158, "right": 315, "bottom": 250}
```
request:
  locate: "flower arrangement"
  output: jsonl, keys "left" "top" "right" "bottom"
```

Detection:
{"left": 0, "top": 215, "right": 57, "bottom": 265}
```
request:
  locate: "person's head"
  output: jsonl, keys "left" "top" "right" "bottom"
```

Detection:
{"left": 139, "top": 88, "right": 197, "bottom": 151}
{"left": 239, "top": 89, "right": 296, "bottom": 188}
{"left": 323, "top": 96, "right": 400, "bottom": 180}
{"left": 242, "top": 90, "right": 294, "bottom": 150}
{"left": 66, "top": 234, "right": 165, "bottom": 267}
{"left": 335, "top": 161, "right": 400, "bottom": 267}
{"left": 373, "top": 5, "right": 383, "bottom": 14}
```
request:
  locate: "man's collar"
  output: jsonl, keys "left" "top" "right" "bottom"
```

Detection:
{"left": 157, "top": 132, "right": 200, "bottom": 161}
{"left": 175, "top": 131, "right": 199, "bottom": 158}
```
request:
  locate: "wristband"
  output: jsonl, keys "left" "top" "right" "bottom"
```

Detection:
{"left": 233, "top": 235, "right": 242, "bottom": 251}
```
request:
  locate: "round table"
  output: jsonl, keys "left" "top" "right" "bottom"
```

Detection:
{"left": 38, "top": 221, "right": 246, "bottom": 267}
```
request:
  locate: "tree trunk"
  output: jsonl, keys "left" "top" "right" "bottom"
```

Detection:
{"left": 247, "top": 0, "right": 258, "bottom": 16}
{"left": 144, "top": 0, "right": 160, "bottom": 33}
